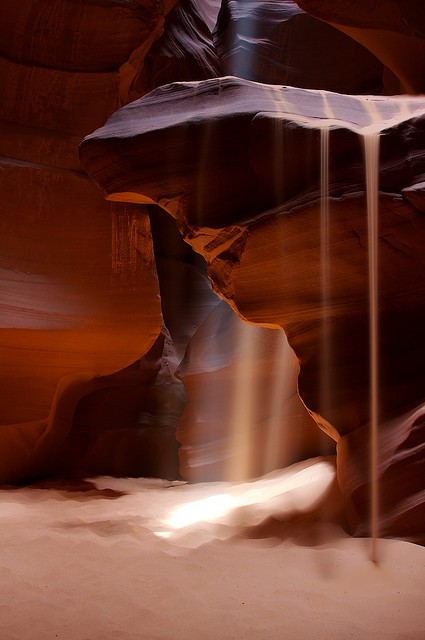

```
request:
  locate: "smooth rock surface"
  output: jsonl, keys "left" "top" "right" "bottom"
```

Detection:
{"left": 0, "top": 0, "right": 179, "bottom": 482}
{"left": 80, "top": 76, "right": 425, "bottom": 227}
{"left": 214, "top": 0, "right": 383, "bottom": 93}
{"left": 177, "top": 301, "right": 334, "bottom": 482}
{"left": 296, "top": 0, "right": 425, "bottom": 93}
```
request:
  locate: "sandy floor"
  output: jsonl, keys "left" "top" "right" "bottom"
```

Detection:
{"left": 0, "top": 460, "right": 424, "bottom": 640}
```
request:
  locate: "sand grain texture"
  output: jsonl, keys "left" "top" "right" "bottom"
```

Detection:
{"left": 1, "top": 469, "right": 424, "bottom": 640}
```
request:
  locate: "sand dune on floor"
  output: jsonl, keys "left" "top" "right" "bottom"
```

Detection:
{"left": 0, "top": 465, "right": 424, "bottom": 640}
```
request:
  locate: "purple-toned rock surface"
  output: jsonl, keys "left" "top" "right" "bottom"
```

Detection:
{"left": 129, "top": 0, "right": 223, "bottom": 99}
{"left": 214, "top": 0, "right": 383, "bottom": 93}
{"left": 80, "top": 76, "right": 425, "bottom": 226}
{"left": 177, "top": 301, "right": 333, "bottom": 482}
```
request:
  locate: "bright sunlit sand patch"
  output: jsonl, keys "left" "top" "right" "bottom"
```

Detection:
{"left": 166, "top": 493, "right": 236, "bottom": 529}
{"left": 1, "top": 460, "right": 425, "bottom": 640}
{"left": 146, "top": 458, "right": 335, "bottom": 547}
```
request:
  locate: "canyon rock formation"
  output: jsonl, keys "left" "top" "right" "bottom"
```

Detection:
{"left": 296, "top": 0, "right": 425, "bottom": 93}
{"left": 2, "top": 1, "right": 425, "bottom": 543}
{"left": 176, "top": 300, "right": 332, "bottom": 482}
{"left": 214, "top": 0, "right": 384, "bottom": 93}
{"left": 0, "top": 0, "right": 177, "bottom": 481}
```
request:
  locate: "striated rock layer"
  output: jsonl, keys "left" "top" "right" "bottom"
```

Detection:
{"left": 214, "top": 0, "right": 384, "bottom": 93}
{"left": 147, "top": 202, "right": 328, "bottom": 483}
{"left": 80, "top": 76, "right": 425, "bottom": 540}
{"left": 177, "top": 300, "right": 333, "bottom": 482}
{"left": 80, "top": 76, "right": 425, "bottom": 225}
{"left": 130, "top": 0, "right": 223, "bottom": 99}
{"left": 0, "top": 0, "right": 182, "bottom": 482}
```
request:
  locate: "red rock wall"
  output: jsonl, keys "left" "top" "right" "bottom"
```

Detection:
{"left": 0, "top": 0, "right": 179, "bottom": 481}
{"left": 295, "top": 0, "right": 425, "bottom": 93}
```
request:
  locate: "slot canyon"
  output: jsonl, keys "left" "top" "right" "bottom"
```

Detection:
{"left": 1, "top": 1, "right": 425, "bottom": 638}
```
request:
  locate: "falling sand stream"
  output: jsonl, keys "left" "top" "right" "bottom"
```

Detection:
{"left": 266, "top": 88, "right": 425, "bottom": 563}
{"left": 319, "top": 127, "right": 330, "bottom": 430}
{"left": 319, "top": 126, "right": 381, "bottom": 562}
{"left": 363, "top": 132, "right": 380, "bottom": 563}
